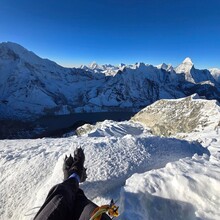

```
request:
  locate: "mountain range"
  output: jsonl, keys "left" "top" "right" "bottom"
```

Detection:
{"left": 0, "top": 42, "right": 220, "bottom": 120}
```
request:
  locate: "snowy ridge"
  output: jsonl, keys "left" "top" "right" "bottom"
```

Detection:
{"left": 210, "top": 68, "right": 220, "bottom": 83}
{"left": 1, "top": 42, "right": 220, "bottom": 120}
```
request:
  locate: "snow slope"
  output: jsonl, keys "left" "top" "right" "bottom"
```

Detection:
{"left": 0, "top": 117, "right": 219, "bottom": 220}
{"left": 0, "top": 42, "right": 106, "bottom": 119}
{"left": 210, "top": 68, "right": 220, "bottom": 83}
{"left": 120, "top": 151, "right": 220, "bottom": 220}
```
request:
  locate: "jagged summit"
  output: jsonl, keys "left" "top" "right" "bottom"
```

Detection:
{"left": 89, "top": 61, "right": 98, "bottom": 69}
{"left": 175, "top": 57, "right": 195, "bottom": 82}
{"left": 160, "top": 63, "right": 168, "bottom": 70}
{"left": 175, "top": 57, "right": 217, "bottom": 84}
{"left": 182, "top": 57, "right": 193, "bottom": 65}
{"left": 157, "top": 63, "right": 173, "bottom": 71}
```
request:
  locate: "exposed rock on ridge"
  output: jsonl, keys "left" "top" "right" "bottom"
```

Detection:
{"left": 131, "top": 94, "right": 220, "bottom": 136}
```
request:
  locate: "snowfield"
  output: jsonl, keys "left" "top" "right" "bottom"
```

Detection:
{"left": 0, "top": 119, "right": 219, "bottom": 220}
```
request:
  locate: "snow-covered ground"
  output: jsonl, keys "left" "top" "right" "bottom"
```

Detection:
{"left": 0, "top": 119, "right": 219, "bottom": 220}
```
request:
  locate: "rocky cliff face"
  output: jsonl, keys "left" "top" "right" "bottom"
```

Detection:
{"left": 131, "top": 94, "right": 220, "bottom": 136}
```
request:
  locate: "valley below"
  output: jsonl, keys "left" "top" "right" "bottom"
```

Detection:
{"left": 0, "top": 111, "right": 136, "bottom": 139}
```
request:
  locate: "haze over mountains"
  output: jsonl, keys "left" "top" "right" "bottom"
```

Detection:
{"left": 0, "top": 42, "right": 220, "bottom": 120}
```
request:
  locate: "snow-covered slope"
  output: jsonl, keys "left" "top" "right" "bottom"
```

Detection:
{"left": 1, "top": 95, "right": 220, "bottom": 220}
{"left": 0, "top": 120, "right": 212, "bottom": 220}
{"left": 1, "top": 42, "right": 220, "bottom": 121}
{"left": 0, "top": 42, "right": 106, "bottom": 119}
{"left": 121, "top": 150, "right": 220, "bottom": 220}
{"left": 210, "top": 68, "right": 220, "bottom": 83}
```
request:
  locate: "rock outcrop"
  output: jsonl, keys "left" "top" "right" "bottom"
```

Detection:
{"left": 131, "top": 94, "right": 220, "bottom": 136}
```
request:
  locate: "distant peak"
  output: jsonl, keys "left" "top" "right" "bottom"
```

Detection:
{"left": 183, "top": 57, "right": 193, "bottom": 65}
{"left": 119, "top": 63, "right": 126, "bottom": 67}
{"left": 89, "top": 62, "right": 98, "bottom": 69}
{"left": 135, "top": 62, "right": 146, "bottom": 68}
{"left": 157, "top": 63, "right": 168, "bottom": 70}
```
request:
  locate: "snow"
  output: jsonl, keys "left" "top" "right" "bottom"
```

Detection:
{"left": 0, "top": 117, "right": 219, "bottom": 220}
{"left": 120, "top": 153, "right": 220, "bottom": 220}
{"left": 183, "top": 57, "right": 193, "bottom": 65}
{"left": 175, "top": 57, "right": 195, "bottom": 82}
{"left": 175, "top": 58, "right": 217, "bottom": 84}
{"left": 120, "top": 128, "right": 220, "bottom": 220}
{"left": 210, "top": 68, "right": 220, "bottom": 83}
{"left": 1, "top": 42, "right": 220, "bottom": 120}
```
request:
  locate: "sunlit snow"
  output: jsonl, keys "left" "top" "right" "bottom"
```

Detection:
{"left": 0, "top": 119, "right": 219, "bottom": 220}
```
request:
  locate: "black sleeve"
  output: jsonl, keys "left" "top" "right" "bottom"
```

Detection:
{"left": 34, "top": 178, "right": 79, "bottom": 220}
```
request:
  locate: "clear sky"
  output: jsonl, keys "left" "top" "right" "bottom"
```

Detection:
{"left": 0, "top": 0, "right": 220, "bottom": 69}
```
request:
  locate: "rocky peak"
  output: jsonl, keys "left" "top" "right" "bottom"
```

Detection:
{"left": 131, "top": 94, "right": 220, "bottom": 136}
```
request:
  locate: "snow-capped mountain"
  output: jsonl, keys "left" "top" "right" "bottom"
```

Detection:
{"left": 80, "top": 62, "right": 119, "bottom": 76}
{"left": 0, "top": 42, "right": 220, "bottom": 120}
{"left": 156, "top": 63, "right": 173, "bottom": 72}
{"left": 0, "top": 42, "right": 106, "bottom": 119}
{"left": 175, "top": 57, "right": 217, "bottom": 84}
{"left": 210, "top": 68, "right": 220, "bottom": 83}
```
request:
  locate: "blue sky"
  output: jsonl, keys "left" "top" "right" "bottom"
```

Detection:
{"left": 0, "top": 0, "right": 220, "bottom": 68}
